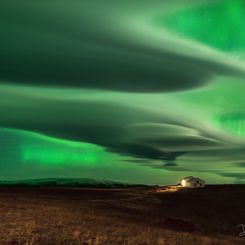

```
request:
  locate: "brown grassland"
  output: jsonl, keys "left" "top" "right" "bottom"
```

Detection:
{"left": 0, "top": 185, "right": 244, "bottom": 244}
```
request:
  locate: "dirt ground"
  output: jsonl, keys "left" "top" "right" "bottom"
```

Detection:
{"left": 0, "top": 185, "right": 244, "bottom": 244}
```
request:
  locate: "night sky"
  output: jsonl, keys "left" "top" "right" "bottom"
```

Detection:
{"left": 0, "top": 0, "right": 245, "bottom": 184}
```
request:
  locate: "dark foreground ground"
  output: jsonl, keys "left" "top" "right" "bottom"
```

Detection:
{"left": 0, "top": 185, "right": 244, "bottom": 244}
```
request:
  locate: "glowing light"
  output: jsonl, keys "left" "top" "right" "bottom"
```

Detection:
{"left": 16, "top": 129, "right": 109, "bottom": 166}
{"left": 181, "top": 179, "right": 186, "bottom": 187}
{"left": 159, "top": 0, "right": 245, "bottom": 54}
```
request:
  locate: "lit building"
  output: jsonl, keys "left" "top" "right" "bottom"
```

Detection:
{"left": 179, "top": 176, "right": 205, "bottom": 188}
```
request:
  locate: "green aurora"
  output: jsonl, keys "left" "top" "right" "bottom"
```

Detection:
{"left": 161, "top": 0, "right": 245, "bottom": 53}
{"left": 0, "top": 0, "right": 244, "bottom": 184}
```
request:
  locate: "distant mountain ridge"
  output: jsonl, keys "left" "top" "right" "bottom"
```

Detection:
{"left": 0, "top": 178, "right": 148, "bottom": 188}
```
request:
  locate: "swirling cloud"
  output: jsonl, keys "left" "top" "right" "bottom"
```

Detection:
{"left": 0, "top": 1, "right": 244, "bottom": 92}
{"left": 0, "top": 1, "right": 245, "bottom": 184}
{"left": 0, "top": 84, "right": 241, "bottom": 164}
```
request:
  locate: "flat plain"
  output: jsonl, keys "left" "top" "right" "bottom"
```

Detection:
{"left": 0, "top": 185, "right": 244, "bottom": 244}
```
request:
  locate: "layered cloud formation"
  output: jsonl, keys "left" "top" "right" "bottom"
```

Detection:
{"left": 0, "top": 0, "right": 244, "bottom": 183}
{"left": 1, "top": 0, "right": 245, "bottom": 92}
{"left": 0, "top": 83, "right": 244, "bottom": 174}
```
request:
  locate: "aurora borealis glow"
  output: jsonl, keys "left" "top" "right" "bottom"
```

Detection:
{"left": 162, "top": 0, "right": 245, "bottom": 53}
{"left": 0, "top": 0, "right": 245, "bottom": 184}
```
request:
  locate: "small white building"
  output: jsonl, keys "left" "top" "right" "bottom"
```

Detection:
{"left": 179, "top": 176, "right": 205, "bottom": 188}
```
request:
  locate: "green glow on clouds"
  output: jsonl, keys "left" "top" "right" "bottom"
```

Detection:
{"left": 176, "top": 78, "right": 245, "bottom": 137}
{"left": 159, "top": 0, "right": 245, "bottom": 54}
{"left": 20, "top": 132, "right": 103, "bottom": 165}
{"left": 22, "top": 145, "right": 99, "bottom": 166}
{"left": 0, "top": 0, "right": 244, "bottom": 184}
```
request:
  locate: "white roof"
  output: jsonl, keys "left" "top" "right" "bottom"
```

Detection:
{"left": 180, "top": 176, "right": 195, "bottom": 181}
{"left": 180, "top": 176, "right": 204, "bottom": 182}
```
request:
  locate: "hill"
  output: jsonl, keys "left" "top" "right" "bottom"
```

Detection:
{"left": 0, "top": 178, "right": 147, "bottom": 188}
